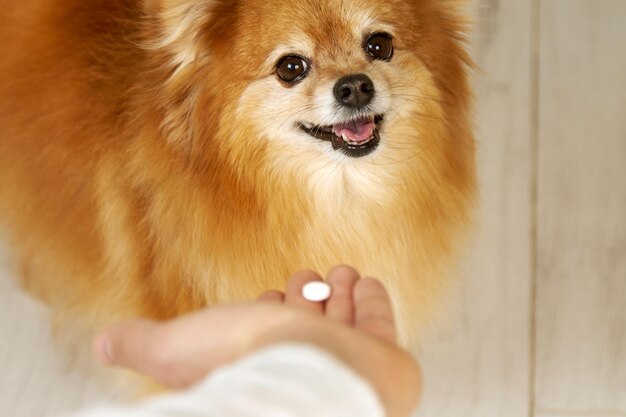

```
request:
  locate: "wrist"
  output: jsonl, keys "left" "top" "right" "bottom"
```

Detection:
{"left": 245, "top": 310, "right": 421, "bottom": 417}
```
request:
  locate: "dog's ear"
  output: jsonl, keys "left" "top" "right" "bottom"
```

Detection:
{"left": 435, "top": 0, "right": 473, "bottom": 13}
{"left": 142, "top": 0, "right": 216, "bottom": 73}
{"left": 140, "top": 0, "right": 217, "bottom": 148}
{"left": 439, "top": 0, "right": 470, "bottom": 5}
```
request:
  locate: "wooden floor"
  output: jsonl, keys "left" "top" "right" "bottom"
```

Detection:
{"left": 1, "top": 1, "right": 625, "bottom": 416}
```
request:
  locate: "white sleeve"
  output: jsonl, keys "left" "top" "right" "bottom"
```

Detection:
{"left": 71, "top": 343, "right": 386, "bottom": 417}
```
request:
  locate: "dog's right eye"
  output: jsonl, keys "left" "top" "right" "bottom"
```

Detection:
{"left": 276, "top": 56, "right": 309, "bottom": 83}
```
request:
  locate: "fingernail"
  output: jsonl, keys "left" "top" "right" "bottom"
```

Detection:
{"left": 94, "top": 334, "right": 114, "bottom": 365}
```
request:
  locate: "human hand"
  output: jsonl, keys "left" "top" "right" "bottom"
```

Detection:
{"left": 93, "top": 266, "right": 421, "bottom": 417}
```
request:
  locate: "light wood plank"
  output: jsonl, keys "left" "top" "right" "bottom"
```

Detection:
{"left": 0, "top": 245, "right": 111, "bottom": 416}
{"left": 536, "top": 0, "right": 626, "bottom": 413}
{"left": 415, "top": 0, "right": 533, "bottom": 415}
{"left": 537, "top": 413, "right": 626, "bottom": 417}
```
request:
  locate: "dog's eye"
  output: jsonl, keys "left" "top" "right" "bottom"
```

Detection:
{"left": 276, "top": 56, "right": 309, "bottom": 83}
{"left": 365, "top": 33, "right": 394, "bottom": 61}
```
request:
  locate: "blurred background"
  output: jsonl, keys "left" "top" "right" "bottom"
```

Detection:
{"left": 1, "top": 1, "right": 625, "bottom": 416}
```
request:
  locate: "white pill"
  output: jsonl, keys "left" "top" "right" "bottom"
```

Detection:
{"left": 302, "top": 282, "right": 332, "bottom": 302}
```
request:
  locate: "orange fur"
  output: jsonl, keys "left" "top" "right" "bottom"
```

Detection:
{"left": 0, "top": 0, "right": 475, "bottom": 346}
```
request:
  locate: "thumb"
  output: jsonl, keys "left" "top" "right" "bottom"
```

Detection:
{"left": 93, "top": 319, "right": 162, "bottom": 375}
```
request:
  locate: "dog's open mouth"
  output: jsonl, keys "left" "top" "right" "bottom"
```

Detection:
{"left": 300, "top": 115, "right": 383, "bottom": 158}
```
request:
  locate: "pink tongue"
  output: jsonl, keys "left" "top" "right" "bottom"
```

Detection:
{"left": 333, "top": 119, "right": 375, "bottom": 143}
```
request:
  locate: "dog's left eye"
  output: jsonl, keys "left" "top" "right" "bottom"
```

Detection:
{"left": 276, "top": 56, "right": 309, "bottom": 83}
{"left": 365, "top": 33, "right": 394, "bottom": 61}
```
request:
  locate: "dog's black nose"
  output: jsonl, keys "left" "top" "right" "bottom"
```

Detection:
{"left": 333, "top": 73, "right": 375, "bottom": 109}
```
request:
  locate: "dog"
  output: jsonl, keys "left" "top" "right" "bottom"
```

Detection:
{"left": 0, "top": 0, "right": 475, "bottom": 347}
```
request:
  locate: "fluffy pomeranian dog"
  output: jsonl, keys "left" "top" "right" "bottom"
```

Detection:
{"left": 0, "top": 0, "right": 475, "bottom": 345}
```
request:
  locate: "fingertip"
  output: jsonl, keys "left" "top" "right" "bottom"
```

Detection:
{"left": 325, "top": 265, "right": 360, "bottom": 325}
{"left": 257, "top": 290, "right": 285, "bottom": 303}
{"left": 354, "top": 277, "right": 388, "bottom": 299}
{"left": 327, "top": 264, "right": 361, "bottom": 278}
{"left": 93, "top": 333, "right": 114, "bottom": 365}
{"left": 353, "top": 277, "right": 397, "bottom": 343}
